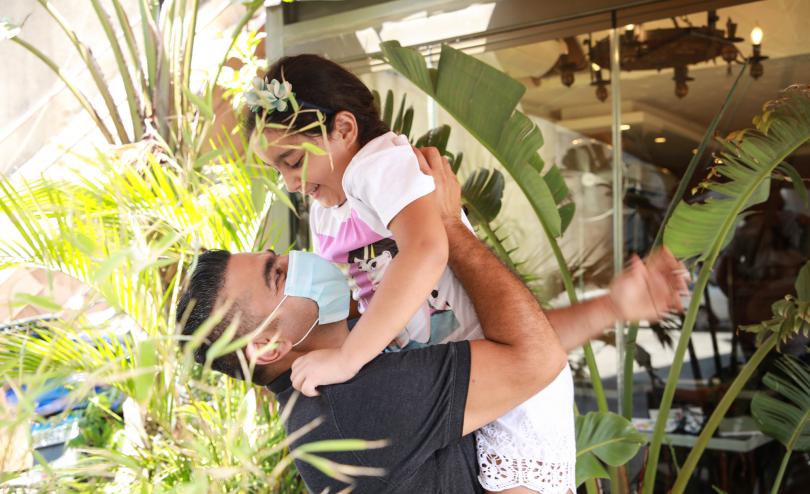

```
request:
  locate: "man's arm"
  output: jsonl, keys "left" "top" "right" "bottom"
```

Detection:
{"left": 445, "top": 221, "right": 567, "bottom": 434}
{"left": 415, "top": 148, "right": 566, "bottom": 435}
{"left": 547, "top": 251, "right": 688, "bottom": 352}
{"left": 414, "top": 147, "right": 687, "bottom": 435}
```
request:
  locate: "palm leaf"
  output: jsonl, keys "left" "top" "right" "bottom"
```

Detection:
{"left": 752, "top": 356, "right": 810, "bottom": 452}
{"left": 381, "top": 41, "right": 573, "bottom": 238}
{"left": 645, "top": 86, "right": 810, "bottom": 492}
{"left": 373, "top": 89, "right": 415, "bottom": 138}
{"left": 751, "top": 355, "right": 810, "bottom": 494}
{"left": 664, "top": 85, "right": 810, "bottom": 260}
{"left": 33, "top": 0, "right": 130, "bottom": 143}
{"left": 461, "top": 168, "right": 537, "bottom": 287}
{"left": 462, "top": 168, "right": 504, "bottom": 223}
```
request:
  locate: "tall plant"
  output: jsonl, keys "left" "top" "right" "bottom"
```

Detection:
{"left": 0, "top": 140, "right": 384, "bottom": 491}
{"left": 669, "top": 261, "right": 810, "bottom": 493}
{"left": 642, "top": 84, "right": 810, "bottom": 493}
{"left": 1, "top": 0, "right": 264, "bottom": 164}
{"left": 0, "top": 1, "right": 381, "bottom": 490}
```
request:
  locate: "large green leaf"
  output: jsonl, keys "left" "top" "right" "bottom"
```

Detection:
{"left": 373, "top": 89, "right": 414, "bottom": 138}
{"left": 381, "top": 41, "right": 572, "bottom": 238}
{"left": 576, "top": 411, "right": 647, "bottom": 486}
{"left": 462, "top": 168, "right": 504, "bottom": 224}
{"left": 664, "top": 86, "right": 810, "bottom": 260}
{"left": 752, "top": 356, "right": 810, "bottom": 452}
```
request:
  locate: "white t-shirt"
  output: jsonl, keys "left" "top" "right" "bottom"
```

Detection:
{"left": 310, "top": 132, "right": 482, "bottom": 348}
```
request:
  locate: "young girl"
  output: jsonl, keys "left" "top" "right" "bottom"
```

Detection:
{"left": 248, "top": 54, "right": 575, "bottom": 494}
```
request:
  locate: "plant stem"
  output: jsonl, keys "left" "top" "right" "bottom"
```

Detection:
{"left": 621, "top": 323, "right": 639, "bottom": 419}
{"left": 670, "top": 334, "right": 776, "bottom": 493}
{"left": 771, "top": 449, "right": 792, "bottom": 494}
{"left": 550, "top": 235, "right": 608, "bottom": 413}
{"left": 641, "top": 262, "right": 711, "bottom": 494}
{"left": 549, "top": 225, "right": 619, "bottom": 492}
{"left": 183, "top": 0, "right": 201, "bottom": 91}
{"left": 91, "top": 0, "right": 144, "bottom": 141}
{"left": 11, "top": 37, "right": 115, "bottom": 144}
{"left": 36, "top": 0, "right": 130, "bottom": 144}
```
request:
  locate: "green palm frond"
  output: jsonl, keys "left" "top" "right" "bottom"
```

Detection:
{"left": 645, "top": 85, "right": 810, "bottom": 493}
{"left": 751, "top": 355, "right": 810, "bottom": 493}
{"left": 741, "top": 262, "right": 810, "bottom": 348}
{"left": 752, "top": 356, "right": 810, "bottom": 451}
{"left": 664, "top": 85, "right": 810, "bottom": 260}
{"left": 0, "top": 137, "right": 276, "bottom": 336}
{"left": 380, "top": 41, "right": 574, "bottom": 239}
{"left": 373, "top": 89, "right": 415, "bottom": 138}
{"left": 462, "top": 168, "right": 504, "bottom": 224}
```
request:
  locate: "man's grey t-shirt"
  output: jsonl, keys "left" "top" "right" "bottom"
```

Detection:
{"left": 268, "top": 341, "right": 481, "bottom": 493}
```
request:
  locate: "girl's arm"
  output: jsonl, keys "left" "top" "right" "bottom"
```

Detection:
{"left": 343, "top": 193, "right": 448, "bottom": 367}
{"left": 290, "top": 194, "right": 448, "bottom": 396}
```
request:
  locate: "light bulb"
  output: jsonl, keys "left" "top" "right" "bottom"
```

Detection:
{"left": 750, "top": 25, "right": 763, "bottom": 45}
{"left": 591, "top": 62, "right": 601, "bottom": 72}
{"left": 625, "top": 24, "right": 635, "bottom": 31}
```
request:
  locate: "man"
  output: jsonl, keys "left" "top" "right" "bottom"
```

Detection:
{"left": 176, "top": 148, "right": 686, "bottom": 493}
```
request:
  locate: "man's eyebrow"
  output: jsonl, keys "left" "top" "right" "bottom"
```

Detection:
{"left": 263, "top": 251, "right": 278, "bottom": 290}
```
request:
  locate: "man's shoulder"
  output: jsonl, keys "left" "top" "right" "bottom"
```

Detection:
{"left": 275, "top": 342, "right": 477, "bottom": 493}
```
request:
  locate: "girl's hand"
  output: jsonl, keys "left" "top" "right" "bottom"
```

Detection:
{"left": 290, "top": 348, "right": 361, "bottom": 397}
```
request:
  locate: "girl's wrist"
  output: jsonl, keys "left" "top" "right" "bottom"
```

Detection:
{"left": 339, "top": 344, "right": 366, "bottom": 374}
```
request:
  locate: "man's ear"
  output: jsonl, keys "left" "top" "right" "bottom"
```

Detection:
{"left": 245, "top": 337, "right": 293, "bottom": 366}
{"left": 331, "top": 111, "right": 358, "bottom": 145}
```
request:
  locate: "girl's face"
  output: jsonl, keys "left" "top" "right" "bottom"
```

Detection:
{"left": 254, "top": 112, "right": 359, "bottom": 208}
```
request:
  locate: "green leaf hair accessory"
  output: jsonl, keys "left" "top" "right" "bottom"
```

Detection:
{"left": 246, "top": 77, "right": 293, "bottom": 113}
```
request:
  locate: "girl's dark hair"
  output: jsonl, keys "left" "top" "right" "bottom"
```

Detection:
{"left": 245, "top": 54, "right": 389, "bottom": 147}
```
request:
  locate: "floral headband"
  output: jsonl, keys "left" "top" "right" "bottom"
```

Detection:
{"left": 245, "top": 77, "right": 333, "bottom": 116}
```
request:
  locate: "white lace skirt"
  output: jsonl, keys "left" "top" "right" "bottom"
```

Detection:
{"left": 476, "top": 364, "right": 576, "bottom": 493}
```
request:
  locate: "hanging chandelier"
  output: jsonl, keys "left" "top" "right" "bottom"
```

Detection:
{"left": 535, "top": 11, "right": 768, "bottom": 101}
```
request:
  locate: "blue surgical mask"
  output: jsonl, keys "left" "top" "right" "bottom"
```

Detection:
{"left": 271, "top": 251, "right": 350, "bottom": 347}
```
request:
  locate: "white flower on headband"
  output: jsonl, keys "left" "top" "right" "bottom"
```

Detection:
{"left": 246, "top": 77, "right": 293, "bottom": 113}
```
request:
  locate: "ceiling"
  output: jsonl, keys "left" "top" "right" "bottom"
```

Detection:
{"left": 488, "top": 0, "right": 810, "bottom": 173}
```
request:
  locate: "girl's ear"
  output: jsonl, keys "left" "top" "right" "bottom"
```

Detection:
{"left": 331, "top": 111, "right": 359, "bottom": 146}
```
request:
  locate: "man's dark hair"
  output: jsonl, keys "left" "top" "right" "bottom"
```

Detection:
{"left": 176, "top": 249, "right": 246, "bottom": 379}
{"left": 245, "top": 54, "right": 389, "bottom": 147}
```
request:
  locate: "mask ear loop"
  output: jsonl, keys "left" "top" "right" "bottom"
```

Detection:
{"left": 291, "top": 316, "right": 319, "bottom": 348}
{"left": 249, "top": 294, "right": 290, "bottom": 367}
{"left": 262, "top": 294, "right": 288, "bottom": 329}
